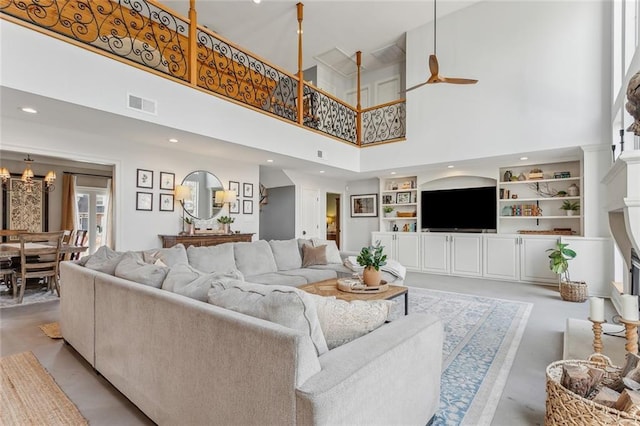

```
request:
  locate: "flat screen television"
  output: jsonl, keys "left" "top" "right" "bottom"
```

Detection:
{"left": 421, "top": 186, "right": 497, "bottom": 232}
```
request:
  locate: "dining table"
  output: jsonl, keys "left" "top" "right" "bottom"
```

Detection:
{"left": 0, "top": 242, "right": 89, "bottom": 258}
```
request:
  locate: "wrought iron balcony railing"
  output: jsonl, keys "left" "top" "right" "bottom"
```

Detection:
{"left": 0, "top": 0, "right": 405, "bottom": 146}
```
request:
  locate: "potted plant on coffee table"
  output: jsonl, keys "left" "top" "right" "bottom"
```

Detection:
{"left": 547, "top": 241, "right": 587, "bottom": 302}
{"left": 356, "top": 241, "right": 387, "bottom": 287}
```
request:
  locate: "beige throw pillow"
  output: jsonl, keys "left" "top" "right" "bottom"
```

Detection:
{"left": 302, "top": 244, "right": 327, "bottom": 267}
{"left": 311, "top": 238, "right": 342, "bottom": 264}
{"left": 312, "top": 295, "right": 392, "bottom": 350}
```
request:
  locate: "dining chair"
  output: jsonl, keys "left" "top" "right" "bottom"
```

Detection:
{"left": 15, "top": 231, "right": 64, "bottom": 304}
{"left": 69, "top": 230, "right": 88, "bottom": 261}
{"left": 0, "top": 258, "right": 15, "bottom": 294}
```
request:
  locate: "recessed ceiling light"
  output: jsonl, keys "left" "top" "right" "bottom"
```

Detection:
{"left": 447, "top": 165, "right": 454, "bottom": 169}
{"left": 520, "top": 156, "right": 528, "bottom": 161}
{"left": 390, "top": 171, "right": 397, "bottom": 175}
{"left": 267, "top": 159, "right": 274, "bottom": 163}
{"left": 319, "top": 170, "right": 325, "bottom": 174}
{"left": 20, "top": 107, "right": 37, "bottom": 114}
{"left": 168, "top": 138, "right": 179, "bottom": 143}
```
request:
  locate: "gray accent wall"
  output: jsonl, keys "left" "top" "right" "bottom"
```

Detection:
{"left": 344, "top": 178, "right": 379, "bottom": 252}
{"left": 259, "top": 185, "right": 295, "bottom": 240}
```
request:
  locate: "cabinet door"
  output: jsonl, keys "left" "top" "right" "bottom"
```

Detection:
{"left": 561, "top": 237, "right": 614, "bottom": 297}
{"left": 451, "top": 234, "right": 482, "bottom": 277}
{"left": 396, "top": 233, "right": 420, "bottom": 270}
{"left": 483, "top": 235, "right": 519, "bottom": 280}
{"left": 421, "top": 234, "right": 450, "bottom": 274}
{"left": 519, "top": 236, "right": 559, "bottom": 283}
{"left": 372, "top": 232, "right": 396, "bottom": 259}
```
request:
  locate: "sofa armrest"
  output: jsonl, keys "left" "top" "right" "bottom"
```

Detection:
{"left": 296, "top": 313, "right": 443, "bottom": 425}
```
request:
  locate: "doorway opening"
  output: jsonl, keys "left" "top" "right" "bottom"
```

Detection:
{"left": 326, "top": 193, "right": 341, "bottom": 249}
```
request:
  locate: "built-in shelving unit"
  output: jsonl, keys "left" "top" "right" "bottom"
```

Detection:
{"left": 380, "top": 176, "right": 418, "bottom": 232}
{"left": 498, "top": 161, "right": 582, "bottom": 235}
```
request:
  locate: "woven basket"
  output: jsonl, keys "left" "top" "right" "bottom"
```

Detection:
{"left": 396, "top": 212, "right": 416, "bottom": 218}
{"left": 559, "top": 280, "right": 588, "bottom": 303}
{"left": 545, "top": 357, "right": 640, "bottom": 425}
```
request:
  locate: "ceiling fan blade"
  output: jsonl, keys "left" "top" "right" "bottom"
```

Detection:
{"left": 441, "top": 77, "right": 478, "bottom": 84}
{"left": 429, "top": 55, "right": 439, "bottom": 77}
{"left": 404, "top": 80, "right": 430, "bottom": 93}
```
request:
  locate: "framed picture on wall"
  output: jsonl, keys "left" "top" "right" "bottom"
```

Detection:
{"left": 137, "top": 169, "right": 153, "bottom": 188}
{"left": 243, "top": 183, "right": 253, "bottom": 198}
{"left": 159, "top": 193, "right": 174, "bottom": 211}
{"left": 229, "top": 200, "right": 240, "bottom": 214}
{"left": 136, "top": 192, "right": 153, "bottom": 211}
{"left": 159, "top": 172, "right": 175, "bottom": 190}
{"left": 350, "top": 194, "right": 377, "bottom": 217}
{"left": 229, "top": 181, "right": 240, "bottom": 195}
{"left": 243, "top": 199, "right": 253, "bottom": 214}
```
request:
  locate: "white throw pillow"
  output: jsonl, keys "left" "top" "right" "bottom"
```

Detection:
{"left": 311, "top": 295, "right": 392, "bottom": 350}
{"left": 311, "top": 238, "right": 342, "bottom": 264}
{"left": 84, "top": 246, "right": 124, "bottom": 275}
{"left": 143, "top": 244, "right": 189, "bottom": 267}
{"left": 162, "top": 263, "right": 243, "bottom": 301}
{"left": 115, "top": 252, "right": 169, "bottom": 288}
{"left": 207, "top": 282, "right": 329, "bottom": 355}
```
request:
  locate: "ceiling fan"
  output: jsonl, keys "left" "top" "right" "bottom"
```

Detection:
{"left": 405, "top": 0, "right": 478, "bottom": 92}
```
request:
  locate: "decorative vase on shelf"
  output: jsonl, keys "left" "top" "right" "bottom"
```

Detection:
{"left": 362, "top": 267, "right": 381, "bottom": 287}
{"left": 503, "top": 170, "right": 513, "bottom": 182}
{"left": 567, "top": 184, "right": 579, "bottom": 197}
{"left": 188, "top": 223, "right": 195, "bottom": 236}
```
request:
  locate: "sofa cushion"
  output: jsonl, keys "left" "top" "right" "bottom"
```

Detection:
{"left": 311, "top": 238, "right": 342, "bottom": 264}
{"left": 207, "top": 282, "right": 329, "bottom": 355}
{"left": 302, "top": 244, "right": 327, "bottom": 268}
{"left": 311, "top": 295, "right": 392, "bottom": 350}
{"left": 244, "top": 273, "right": 307, "bottom": 287}
{"left": 234, "top": 241, "right": 278, "bottom": 276}
{"left": 115, "top": 252, "right": 169, "bottom": 288}
{"left": 279, "top": 268, "right": 337, "bottom": 283}
{"left": 162, "top": 263, "right": 244, "bottom": 301}
{"left": 143, "top": 244, "right": 189, "bottom": 267}
{"left": 268, "top": 239, "right": 302, "bottom": 271}
{"left": 84, "top": 246, "right": 125, "bottom": 275}
{"left": 187, "top": 243, "right": 237, "bottom": 275}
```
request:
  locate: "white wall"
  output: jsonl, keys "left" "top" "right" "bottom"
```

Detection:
{"left": 361, "top": 0, "right": 611, "bottom": 171}
{"left": 0, "top": 121, "right": 259, "bottom": 251}
{"left": 344, "top": 178, "right": 380, "bottom": 252}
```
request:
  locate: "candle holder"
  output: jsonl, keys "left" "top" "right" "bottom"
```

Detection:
{"left": 589, "top": 317, "right": 606, "bottom": 355}
{"left": 619, "top": 317, "right": 640, "bottom": 354}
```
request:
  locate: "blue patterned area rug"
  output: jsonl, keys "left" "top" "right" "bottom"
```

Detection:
{"left": 391, "top": 287, "right": 532, "bottom": 426}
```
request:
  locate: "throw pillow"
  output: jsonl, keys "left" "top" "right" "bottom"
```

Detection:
{"left": 143, "top": 244, "right": 189, "bottom": 267}
{"left": 187, "top": 243, "right": 237, "bottom": 274}
{"left": 84, "top": 246, "right": 124, "bottom": 275}
{"left": 162, "top": 263, "right": 244, "bottom": 301}
{"left": 302, "top": 244, "right": 327, "bottom": 268}
{"left": 114, "top": 252, "right": 169, "bottom": 288}
{"left": 207, "top": 283, "right": 329, "bottom": 355}
{"left": 311, "top": 238, "right": 342, "bottom": 264}
{"left": 312, "top": 295, "right": 392, "bottom": 350}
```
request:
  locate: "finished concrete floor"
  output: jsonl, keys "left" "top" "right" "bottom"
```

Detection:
{"left": 0, "top": 272, "right": 620, "bottom": 425}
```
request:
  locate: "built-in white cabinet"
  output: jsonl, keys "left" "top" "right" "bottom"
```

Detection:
{"left": 519, "top": 235, "right": 559, "bottom": 283}
{"left": 421, "top": 233, "right": 483, "bottom": 277}
{"left": 379, "top": 176, "right": 418, "bottom": 232}
{"left": 483, "top": 234, "right": 558, "bottom": 284}
{"left": 372, "top": 232, "right": 421, "bottom": 271}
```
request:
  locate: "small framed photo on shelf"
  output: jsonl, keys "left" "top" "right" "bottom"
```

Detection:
{"left": 382, "top": 194, "right": 395, "bottom": 205}
{"left": 159, "top": 172, "right": 175, "bottom": 190}
{"left": 243, "top": 199, "right": 253, "bottom": 214}
{"left": 159, "top": 193, "right": 174, "bottom": 211}
{"left": 396, "top": 192, "right": 411, "bottom": 204}
{"left": 136, "top": 192, "right": 153, "bottom": 211}
{"left": 229, "top": 181, "right": 240, "bottom": 195}
{"left": 136, "top": 169, "right": 153, "bottom": 188}
{"left": 229, "top": 200, "right": 240, "bottom": 214}
{"left": 350, "top": 194, "right": 378, "bottom": 217}
{"left": 243, "top": 183, "right": 254, "bottom": 198}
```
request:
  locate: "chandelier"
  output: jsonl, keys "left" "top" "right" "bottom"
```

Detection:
{"left": 0, "top": 154, "right": 56, "bottom": 193}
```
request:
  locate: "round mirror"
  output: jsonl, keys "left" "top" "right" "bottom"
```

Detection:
{"left": 181, "top": 170, "right": 224, "bottom": 220}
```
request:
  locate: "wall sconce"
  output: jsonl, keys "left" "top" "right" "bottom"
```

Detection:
{"left": 0, "top": 154, "right": 56, "bottom": 193}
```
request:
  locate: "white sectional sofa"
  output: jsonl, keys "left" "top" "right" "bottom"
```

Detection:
{"left": 60, "top": 239, "right": 443, "bottom": 425}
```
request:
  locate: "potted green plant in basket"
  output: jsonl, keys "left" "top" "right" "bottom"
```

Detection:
{"left": 560, "top": 200, "right": 580, "bottom": 216}
{"left": 217, "top": 215, "right": 235, "bottom": 234}
{"left": 356, "top": 241, "right": 387, "bottom": 287}
{"left": 546, "top": 241, "right": 587, "bottom": 302}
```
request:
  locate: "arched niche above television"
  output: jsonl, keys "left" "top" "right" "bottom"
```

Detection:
{"left": 420, "top": 175, "right": 497, "bottom": 191}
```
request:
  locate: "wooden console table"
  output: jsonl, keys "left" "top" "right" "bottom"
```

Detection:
{"left": 159, "top": 233, "right": 254, "bottom": 248}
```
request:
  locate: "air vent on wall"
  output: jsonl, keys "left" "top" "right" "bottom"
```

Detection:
{"left": 128, "top": 94, "right": 157, "bottom": 115}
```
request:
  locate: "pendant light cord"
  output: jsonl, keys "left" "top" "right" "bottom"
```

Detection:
{"left": 433, "top": 0, "right": 437, "bottom": 55}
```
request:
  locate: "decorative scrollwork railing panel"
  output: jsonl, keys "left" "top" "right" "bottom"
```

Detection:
{"left": 302, "top": 85, "right": 357, "bottom": 145}
{"left": 361, "top": 100, "right": 406, "bottom": 145}
{"left": 0, "top": 0, "right": 189, "bottom": 80}
{"left": 196, "top": 27, "right": 297, "bottom": 121}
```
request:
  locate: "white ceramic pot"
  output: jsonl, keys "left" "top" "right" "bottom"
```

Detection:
{"left": 566, "top": 210, "right": 575, "bottom": 216}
